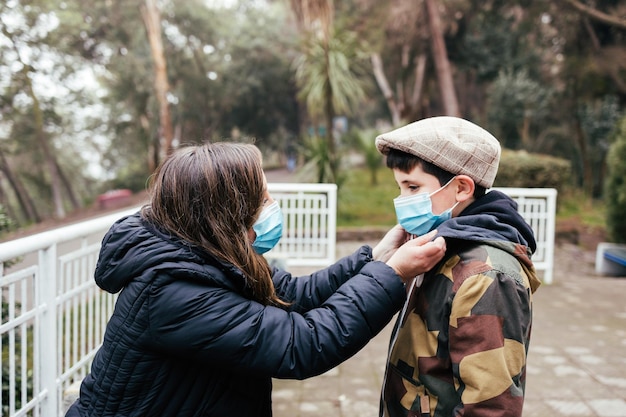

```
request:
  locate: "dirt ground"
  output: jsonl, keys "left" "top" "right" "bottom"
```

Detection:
{"left": 555, "top": 217, "right": 607, "bottom": 252}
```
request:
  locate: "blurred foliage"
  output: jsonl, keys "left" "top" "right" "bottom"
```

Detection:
{"left": 605, "top": 116, "right": 626, "bottom": 243}
{"left": 296, "top": 135, "right": 346, "bottom": 187}
{"left": 576, "top": 95, "right": 623, "bottom": 196}
{"left": 487, "top": 69, "right": 554, "bottom": 150}
{"left": 342, "top": 128, "right": 383, "bottom": 185}
{"left": 0, "top": 0, "right": 625, "bottom": 230}
{"left": 0, "top": 205, "right": 10, "bottom": 231}
{"left": 0, "top": 204, "right": 12, "bottom": 240}
{"left": 495, "top": 150, "right": 572, "bottom": 192}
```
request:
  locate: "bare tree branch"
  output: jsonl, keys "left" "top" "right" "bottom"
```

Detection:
{"left": 560, "top": 0, "right": 626, "bottom": 30}
{"left": 371, "top": 53, "right": 401, "bottom": 126}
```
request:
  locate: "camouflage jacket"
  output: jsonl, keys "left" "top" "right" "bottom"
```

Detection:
{"left": 380, "top": 191, "right": 542, "bottom": 417}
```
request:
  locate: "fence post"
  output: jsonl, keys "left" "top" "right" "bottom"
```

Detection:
{"left": 39, "top": 245, "right": 59, "bottom": 417}
{"left": 543, "top": 189, "right": 557, "bottom": 285}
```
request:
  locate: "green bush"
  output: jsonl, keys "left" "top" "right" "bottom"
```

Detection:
{"left": 494, "top": 149, "right": 572, "bottom": 191}
{"left": 605, "top": 117, "right": 626, "bottom": 244}
{"left": 0, "top": 204, "right": 12, "bottom": 239}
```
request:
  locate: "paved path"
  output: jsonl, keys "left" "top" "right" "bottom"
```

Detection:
{"left": 271, "top": 241, "right": 626, "bottom": 417}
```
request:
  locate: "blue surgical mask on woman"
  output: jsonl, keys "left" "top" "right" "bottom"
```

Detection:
{"left": 252, "top": 201, "right": 283, "bottom": 254}
{"left": 393, "top": 177, "right": 458, "bottom": 236}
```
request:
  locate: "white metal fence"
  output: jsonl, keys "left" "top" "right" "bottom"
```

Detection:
{"left": 0, "top": 184, "right": 555, "bottom": 417}
{"left": 0, "top": 207, "right": 136, "bottom": 417}
{"left": 265, "top": 183, "right": 337, "bottom": 267}
{"left": 493, "top": 187, "right": 558, "bottom": 284}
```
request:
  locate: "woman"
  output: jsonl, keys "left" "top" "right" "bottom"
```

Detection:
{"left": 65, "top": 142, "right": 446, "bottom": 417}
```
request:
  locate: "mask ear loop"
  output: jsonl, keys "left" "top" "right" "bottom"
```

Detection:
{"left": 429, "top": 177, "right": 459, "bottom": 216}
{"left": 428, "top": 176, "right": 457, "bottom": 198}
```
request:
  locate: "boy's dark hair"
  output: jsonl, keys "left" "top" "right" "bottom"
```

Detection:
{"left": 385, "top": 148, "right": 487, "bottom": 198}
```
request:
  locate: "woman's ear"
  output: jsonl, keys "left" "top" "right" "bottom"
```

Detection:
{"left": 454, "top": 175, "right": 475, "bottom": 202}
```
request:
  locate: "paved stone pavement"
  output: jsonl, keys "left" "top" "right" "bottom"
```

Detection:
{"left": 271, "top": 241, "right": 626, "bottom": 417}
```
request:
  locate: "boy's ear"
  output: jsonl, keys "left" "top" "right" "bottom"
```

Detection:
{"left": 454, "top": 175, "right": 475, "bottom": 201}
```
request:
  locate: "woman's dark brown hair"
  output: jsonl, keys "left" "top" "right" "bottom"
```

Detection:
{"left": 141, "top": 142, "right": 285, "bottom": 306}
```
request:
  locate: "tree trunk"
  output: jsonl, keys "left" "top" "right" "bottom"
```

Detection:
{"left": 55, "top": 159, "right": 81, "bottom": 210}
{"left": 324, "top": 40, "right": 337, "bottom": 182}
{"left": 141, "top": 0, "right": 174, "bottom": 168}
{"left": 371, "top": 53, "right": 402, "bottom": 126}
{"left": 560, "top": 0, "right": 626, "bottom": 30}
{"left": 424, "top": 0, "right": 460, "bottom": 117}
{"left": 521, "top": 115, "right": 531, "bottom": 149}
{"left": 3, "top": 23, "right": 66, "bottom": 219}
{"left": 574, "top": 118, "right": 594, "bottom": 196}
{"left": 0, "top": 150, "right": 40, "bottom": 223}
{"left": 409, "top": 54, "right": 428, "bottom": 120}
{"left": 25, "top": 74, "right": 66, "bottom": 219}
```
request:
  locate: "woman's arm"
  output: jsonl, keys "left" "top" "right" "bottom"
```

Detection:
{"left": 149, "top": 261, "right": 405, "bottom": 379}
{"left": 271, "top": 245, "right": 373, "bottom": 313}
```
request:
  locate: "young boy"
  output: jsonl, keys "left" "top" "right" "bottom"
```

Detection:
{"left": 375, "top": 116, "right": 541, "bottom": 417}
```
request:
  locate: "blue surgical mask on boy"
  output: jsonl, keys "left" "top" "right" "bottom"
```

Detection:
{"left": 252, "top": 201, "right": 283, "bottom": 254}
{"left": 393, "top": 178, "right": 458, "bottom": 236}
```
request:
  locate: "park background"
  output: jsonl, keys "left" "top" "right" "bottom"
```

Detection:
{"left": 2, "top": 2, "right": 626, "bottom": 416}
{"left": 0, "top": 0, "right": 625, "bottom": 246}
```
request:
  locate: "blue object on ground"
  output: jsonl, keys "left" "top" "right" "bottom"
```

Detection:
{"left": 604, "top": 247, "right": 626, "bottom": 267}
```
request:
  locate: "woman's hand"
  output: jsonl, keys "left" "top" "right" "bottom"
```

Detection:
{"left": 385, "top": 230, "right": 446, "bottom": 283}
{"left": 372, "top": 224, "right": 410, "bottom": 263}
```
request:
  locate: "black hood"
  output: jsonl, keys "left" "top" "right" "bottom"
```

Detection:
{"left": 93, "top": 212, "right": 245, "bottom": 294}
{"left": 436, "top": 190, "right": 537, "bottom": 254}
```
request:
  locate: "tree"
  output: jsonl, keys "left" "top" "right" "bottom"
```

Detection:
{"left": 140, "top": 0, "right": 174, "bottom": 169}
{"left": 559, "top": 0, "right": 626, "bottom": 30}
{"left": 605, "top": 116, "right": 626, "bottom": 243}
{"left": 0, "top": 3, "right": 83, "bottom": 220}
{"left": 368, "top": 0, "right": 468, "bottom": 125}
{"left": 542, "top": 0, "right": 626, "bottom": 195}
{"left": 0, "top": 148, "right": 40, "bottom": 223}
{"left": 576, "top": 95, "right": 622, "bottom": 197}
{"left": 487, "top": 69, "right": 553, "bottom": 150}
{"left": 368, "top": 0, "right": 431, "bottom": 125}
{"left": 291, "top": 0, "right": 369, "bottom": 183}
{"left": 424, "top": 0, "right": 459, "bottom": 116}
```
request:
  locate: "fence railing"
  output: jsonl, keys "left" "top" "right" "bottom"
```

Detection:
{"left": 493, "top": 187, "right": 558, "bottom": 284}
{"left": 265, "top": 183, "right": 337, "bottom": 266}
{"left": 0, "top": 184, "right": 555, "bottom": 417}
{"left": 0, "top": 207, "right": 137, "bottom": 417}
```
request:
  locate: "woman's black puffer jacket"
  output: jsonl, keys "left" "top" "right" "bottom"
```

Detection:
{"left": 65, "top": 213, "right": 405, "bottom": 417}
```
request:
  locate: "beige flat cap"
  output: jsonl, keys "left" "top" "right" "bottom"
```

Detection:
{"left": 375, "top": 116, "right": 501, "bottom": 188}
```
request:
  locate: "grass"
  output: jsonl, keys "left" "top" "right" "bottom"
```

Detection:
{"left": 336, "top": 167, "right": 399, "bottom": 228}
{"left": 336, "top": 166, "right": 607, "bottom": 232}
{"left": 555, "top": 188, "right": 606, "bottom": 229}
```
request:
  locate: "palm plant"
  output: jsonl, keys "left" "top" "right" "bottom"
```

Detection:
{"left": 297, "top": 135, "right": 346, "bottom": 187}
{"left": 293, "top": 25, "right": 367, "bottom": 183}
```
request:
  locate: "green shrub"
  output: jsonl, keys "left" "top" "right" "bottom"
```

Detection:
{"left": 605, "top": 117, "right": 626, "bottom": 244}
{"left": 0, "top": 204, "right": 12, "bottom": 239}
{"left": 494, "top": 149, "right": 572, "bottom": 191}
